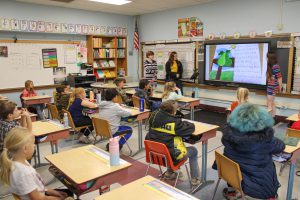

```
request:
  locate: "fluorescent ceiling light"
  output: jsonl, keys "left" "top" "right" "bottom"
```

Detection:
{"left": 89, "top": 0, "right": 132, "bottom": 5}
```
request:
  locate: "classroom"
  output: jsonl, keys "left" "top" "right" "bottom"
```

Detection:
{"left": 0, "top": 0, "right": 300, "bottom": 199}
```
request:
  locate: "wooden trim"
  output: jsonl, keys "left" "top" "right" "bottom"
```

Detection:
{"left": 287, "top": 34, "right": 295, "bottom": 93}
{"left": 0, "top": 85, "right": 59, "bottom": 94}
{"left": 0, "top": 39, "right": 80, "bottom": 44}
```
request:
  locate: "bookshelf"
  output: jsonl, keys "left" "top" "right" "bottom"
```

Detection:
{"left": 87, "top": 35, "right": 127, "bottom": 81}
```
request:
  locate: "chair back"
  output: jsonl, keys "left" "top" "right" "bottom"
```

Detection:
{"left": 215, "top": 151, "right": 243, "bottom": 193}
{"left": 132, "top": 95, "right": 147, "bottom": 109}
{"left": 286, "top": 128, "right": 300, "bottom": 139}
{"left": 144, "top": 140, "right": 174, "bottom": 168}
{"left": 92, "top": 117, "right": 113, "bottom": 139}
{"left": 115, "top": 95, "right": 123, "bottom": 104}
{"left": 47, "top": 103, "right": 61, "bottom": 121}
{"left": 62, "top": 109, "right": 76, "bottom": 129}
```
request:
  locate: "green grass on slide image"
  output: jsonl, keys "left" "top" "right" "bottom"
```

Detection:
{"left": 209, "top": 70, "right": 234, "bottom": 81}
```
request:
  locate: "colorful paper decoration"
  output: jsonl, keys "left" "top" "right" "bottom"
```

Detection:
{"left": 69, "top": 24, "right": 75, "bottom": 33}
{"left": 37, "top": 21, "right": 46, "bottom": 32}
{"left": 220, "top": 33, "right": 226, "bottom": 40}
{"left": 178, "top": 17, "right": 203, "bottom": 38}
{"left": 11, "top": 19, "right": 20, "bottom": 30}
{"left": 233, "top": 32, "right": 241, "bottom": 39}
{"left": 53, "top": 23, "right": 61, "bottom": 33}
{"left": 45, "top": 22, "right": 53, "bottom": 32}
{"left": 89, "top": 25, "right": 95, "bottom": 34}
{"left": 1, "top": 18, "right": 11, "bottom": 30}
{"left": 75, "top": 24, "right": 82, "bottom": 34}
{"left": 29, "top": 21, "right": 37, "bottom": 31}
{"left": 61, "top": 23, "right": 68, "bottom": 33}
{"left": 208, "top": 33, "right": 215, "bottom": 40}
{"left": 42, "top": 48, "right": 58, "bottom": 68}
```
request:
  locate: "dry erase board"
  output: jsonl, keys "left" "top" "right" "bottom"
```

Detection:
{"left": 142, "top": 42, "right": 196, "bottom": 79}
{"left": 0, "top": 41, "right": 83, "bottom": 89}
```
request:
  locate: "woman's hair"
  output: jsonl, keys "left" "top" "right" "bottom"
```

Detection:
{"left": 69, "top": 87, "right": 85, "bottom": 104}
{"left": 139, "top": 79, "right": 150, "bottom": 89}
{"left": 0, "top": 127, "right": 33, "bottom": 185}
{"left": 228, "top": 103, "right": 274, "bottom": 132}
{"left": 162, "top": 82, "right": 176, "bottom": 99}
{"left": 113, "top": 77, "right": 126, "bottom": 86}
{"left": 168, "top": 51, "right": 177, "bottom": 63}
{"left": 0, "top": 101, "right": 17, "bottom": 120}
{"left": 236, "top": 87, "right": 249, "bottom": 104}
{"left": 160, "top": 100, "right": 178, "bottom": 115}
{"left": 25, "top": 80, "right": 33, "bottom": 90}
{"left": 104, "top": 89, "right": 118, "bottom": 101}
{"left": 267, "top": 51, "right": 277, "bottom": 80}
{"left": 146, "top": 51, "right": 154, "bottom": 58}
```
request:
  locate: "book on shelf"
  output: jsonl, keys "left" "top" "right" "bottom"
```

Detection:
{"left": 117, "top": 49, "right": 125, "bottom": 58}
{"left": 93, "top": 60, "right": 115, "bottom": 68}
{"left": 117, "top": 38, "right": 126, "bottom": 48}
{"left": 94, "top": 49, "right": 116, "bottom": 58}
{"left": 93, "top": 38, "right": 102, "bottom": 48}
{"left": 96, "top": 70, "right": 105, "bottom": 78}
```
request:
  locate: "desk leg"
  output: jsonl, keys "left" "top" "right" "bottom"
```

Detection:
{"left": 132, "top": 120, "right": 144, "bottom": 157}
{"left": 191, "top": 140, "right": 214, "bottom": 194}
{"left": 36, "top": 143, "right": 41, "bottom": 167}
{"left": 50, "top": 143, "right": 55, "bottom": 154}
{"left": 190, "top": 106, "right": 194, "bottom": 121}
{"left": 286, "top": 160, "right": 296, "bottom": 200}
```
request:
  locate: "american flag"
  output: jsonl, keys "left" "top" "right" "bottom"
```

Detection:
{"left": 134, "top": 20, "right": 139, "bottom": 50}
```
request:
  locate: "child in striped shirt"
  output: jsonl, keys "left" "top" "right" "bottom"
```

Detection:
{"left": 143, "top": 51, "right": 158, "bottom": 87}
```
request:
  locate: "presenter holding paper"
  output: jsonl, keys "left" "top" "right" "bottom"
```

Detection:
{"left": 165, "top": 51, "right": 183, "bottom": 93}
{"left": 266, "top": 52, "right": 282, "bottom": 117}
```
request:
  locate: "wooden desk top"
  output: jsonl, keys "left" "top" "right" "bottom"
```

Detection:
{"left": 45, "top": 145, "right": 132, "bottom": 184}
{"left": 121, "top": 105, "right": 150, "bottom": 116}
{"left": 177, "top": 97, "right": 200, "bottom": 103}
{"left": 22, "top": 95, "right": 52, "bottom": 100}
{"left": 91, "top": 82, "right": 139, "bottom": 89}
{"left": 284, "top": 141, "right": 300, "bottom": 154}
{"left": 32, "top": 120, "right": 69, "bottom": 137}
{"left": 126, "top": 89, "right": 163, "bottom": 99}
{"left": 94, "top": 175, "right": 199, "bottom": 200}
{"left": 183, "top": 119, "right": 219, "bottom": 136}
{"left": 286, "top": 114, "right": 299, "bottom": 122}
{"left": 15, "top": 112, "right": 37, "bottom": 120}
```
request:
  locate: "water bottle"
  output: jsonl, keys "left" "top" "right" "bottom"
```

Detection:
{"left": 109, "top": 137, "right": 120, "bottom": 166}
{"left": 96, "top": 93, "right": 101, "bottom": 104}
{"left": 89, "top": 91, "right": 94, "bottom": 101}
{"left": 139, "top": 98, "right": 145, "bottom": 112}
{"left": 63, "top": 113, "right": 69, "bottom": 128}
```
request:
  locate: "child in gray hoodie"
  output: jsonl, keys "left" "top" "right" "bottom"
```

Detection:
{"left": 99, "top": 89, "right": 132, "bottom": 149}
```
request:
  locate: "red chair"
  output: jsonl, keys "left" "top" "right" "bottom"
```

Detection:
{"left": 144, "top": 140, "right": 191, "bottom": 187}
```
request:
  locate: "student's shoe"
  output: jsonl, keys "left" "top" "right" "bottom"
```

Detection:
{"left": 191, "top": 178, "right": 201, "bottom": 187}
{"left": 223, "top": 188, "right": 239, "bottom": 200}
{"left": 164, "top": 170, "right": 183, "bottom": 179}
{"left": 79, "top": 135, "right": 92, "bottom": 144}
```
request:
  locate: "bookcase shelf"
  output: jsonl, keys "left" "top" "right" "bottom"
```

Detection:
{"left": 87, "top": 35, "right": 127, "bottom": 81}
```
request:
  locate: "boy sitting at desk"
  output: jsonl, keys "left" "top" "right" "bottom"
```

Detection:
{"left": 99, "top": 89, "right": 133, "bottom": 150}
{"left": 113, "top": 77, "right": 133, "bottom": 106}
{"left": 146, "top": 100, "right": 201, "bottom": 187}
{"left": 0, "top": 101, "right": 32, "bottom": 154}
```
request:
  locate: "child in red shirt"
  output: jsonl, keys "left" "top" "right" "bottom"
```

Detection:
{"left": 21, "top": 80, "right": 45, "bottom": 120}
{"left": 230, "top": 87, "right": 249, "bottom": 112}
{"left": 291, "top": 110, "right": 300, "bottom": 130}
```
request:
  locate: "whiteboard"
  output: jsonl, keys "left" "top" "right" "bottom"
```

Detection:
{"left": 142, "top": 43, "right": 196, "bottom": 79}
{"left": 0, "top": 42, "right": 82, "bottom": 89}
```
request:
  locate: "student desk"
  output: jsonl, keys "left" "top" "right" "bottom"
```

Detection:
{"left": 22, "top": 95, "right": 52, "bottom": 106}
{"left": 286, "top": 113, "right": 299, "bottom": 122}
{"left": 183, "top": 119, "right": 219, "bottom": 194}
{"left": 91, "top": 82, "right": 139, "bottom": 89}
{"left": 45, "top": 145, "right": 132, "bottom": 199}
{"left": 121, "top": 106, "right": 150, "bottom": 156}
{"left": 285, "top": 141, "right": 300, "bottom": 200}
{"left": 32, "top": 120, "right": 70, "bottom": 167}
{"left": 94, "top": 175, "right": 199, "bottom": 200}
{"left": 126, "top": 89, "right": 200, "bottom": 120}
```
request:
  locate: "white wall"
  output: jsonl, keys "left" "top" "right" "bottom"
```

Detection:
{"left": 0, "top": 0, "right": 137, "bottom": 105}
{"left": 140, "top": 0, "right": 300, "bottom": 41}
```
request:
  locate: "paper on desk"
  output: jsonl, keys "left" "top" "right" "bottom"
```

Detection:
{"left": 86, "top": 146, "right": 126, "bottom": 165}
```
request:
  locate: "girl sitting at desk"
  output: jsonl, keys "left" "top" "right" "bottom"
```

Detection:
{"left": 162, "top": 81, "right": 183, "bottom": 102}
{"left": 21, "top": 80, "right": 45, "bottom": 120}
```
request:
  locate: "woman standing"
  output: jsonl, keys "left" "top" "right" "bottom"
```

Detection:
{"left": 165, "top": 51, "right": 183, "bottom": 92}
{"left": 266, "top": 52, "right": 282, "bottom": 117}
{"left": 144, "top": 51, "right": 158, "bottom": 88}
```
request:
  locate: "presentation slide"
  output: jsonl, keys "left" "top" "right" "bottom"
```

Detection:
{"left": 205, "top": 43, "right": 269, "bottom": 85}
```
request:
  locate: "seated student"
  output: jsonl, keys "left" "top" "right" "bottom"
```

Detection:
{"left": 69, "top": 87, "right": 97, "bottom": 144}
{"left": 56, "top": 85, "right": 71, "bottom": 119}
{"left": 146, "top": 100, "right": 201, "bottom": 186}
{"left": 21, "top": 80, "right": 46, "bottom": 120}
{"left": 162, "top": 81, "right": 183, "bottom": 102}
{"left": 134, "top": 79, "right": 161, "bottom": 111}
{"left": 0, "top": 101, "right": 32, "bottom": 154}
{"left": 61, "top": 81, "right": 72, "bottom": 93}
{"left": 220, "top": 103, "right": 285, "bottom": 199}
{"left": 291, "top": 108, "right": 300, "bottom": 130}
{"left": 0, "top": 127, "right": 73, "bottom": 200}
{"left": 230, "top": 87, "right": 249, "bottom": 112}
{"left": 99, "top": 89, "right": 132, "bottom": 150}
{"left": 113, "top": 77, "right": 133, "bottom": 106}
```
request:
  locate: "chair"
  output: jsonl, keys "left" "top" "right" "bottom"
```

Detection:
{"left": 92, "top": 117, "right": 132, "bottom": 155}
{"left": 144, "top": 140, "right": 191, "bottom": 187}
{"left": 212, "top": 151, "right": 244, "bottom": 200}
{"left": 132, "top": 95, "right": 147, "bottom": 109}
{"left": 115, "top": 95, "right": 123, "bottom": 104}
{"left": 62, "top": 109, "right": 92, "bottom": 145}
{"left": 47, "top": 103, "right": 61, "bottom": 122}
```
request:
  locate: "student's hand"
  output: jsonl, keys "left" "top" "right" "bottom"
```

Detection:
{"left": 20, "top": 108, "right": 31, "bottom": 117}
{"left": 46, "top": 189, "right": 68, "bottom": 199}
{"left": 174, "top": 87, "right": 180, "bottom": 91}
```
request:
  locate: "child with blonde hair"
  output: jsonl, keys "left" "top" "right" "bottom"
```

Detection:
{"left": 230, "top": 87, "right": 249, "bottom": 112}
{"left": 0, "top": 127, "right": 73, "bottom": 199}
{"left": 69, "top": 87, "right": 97, "bottom": 144}
{"left": 162, "top": 81, "right": 183, "bottom": 102}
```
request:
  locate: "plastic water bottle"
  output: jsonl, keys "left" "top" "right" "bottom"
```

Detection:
{"left": 89, "top": 91, "right": 94, "bottom": 101}
{"left": 96, "top": 93, "right": 101, "bottom": 104}
{"left": 63, "top": 113, "right": 69, "bottom": 128}
{"left": 109, "top": 137, "right": 120, "bottom": 166}
{"left": 139, "top": 98, "right": 145, "bottom": 112}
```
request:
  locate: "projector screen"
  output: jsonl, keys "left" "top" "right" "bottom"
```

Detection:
{"left": 205, "top": 43, "right": 269, "bottom": 85}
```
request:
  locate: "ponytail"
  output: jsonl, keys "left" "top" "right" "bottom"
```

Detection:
{"left": 237, "top": 87, "right": 249, "bottom": 104}
{"left": 0, "top": 127, "right": 32, "bottom": 185}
